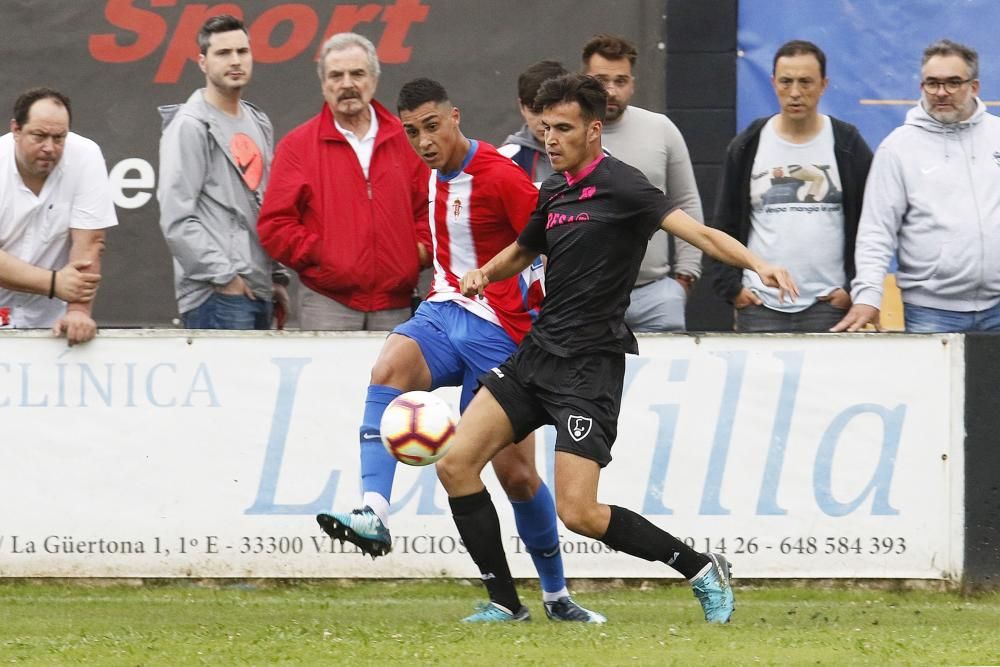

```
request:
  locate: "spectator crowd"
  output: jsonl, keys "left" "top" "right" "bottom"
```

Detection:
{"left": 1, "top": 16, "right": 996, "bottom": 341}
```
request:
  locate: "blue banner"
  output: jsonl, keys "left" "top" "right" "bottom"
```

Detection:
{"left": 738, "top": 0, "right": 1000, "bottom": 147}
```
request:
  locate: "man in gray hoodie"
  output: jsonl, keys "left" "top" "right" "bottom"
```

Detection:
{"left": 499, "top": 60, "right": 567, "bottom": 184}
{"left": 158, "top": 14, "right": 288, "bottom": 329}
{"left": 834, "top": 39, "right": 1000, "bottom": 333}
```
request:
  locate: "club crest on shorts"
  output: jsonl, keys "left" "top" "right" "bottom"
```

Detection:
{"left": 567, "top": 414, "right": 592, "bottom": 441}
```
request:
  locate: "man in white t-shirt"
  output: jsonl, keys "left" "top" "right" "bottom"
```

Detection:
{"left": 709, "top": 40, "right": 873, "bottom": 331}
{"left": 0, "top": 88, "right": 116, "bottom": 343}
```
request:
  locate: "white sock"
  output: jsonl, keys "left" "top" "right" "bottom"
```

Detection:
{"left": 543, "top": 587, "right": 570, "bottom": 603}
{"left": 363, "top": 492, "right": 390, "bottom": 527}
{"left": 690, "top": 561, "right": 712, "bottom": 582}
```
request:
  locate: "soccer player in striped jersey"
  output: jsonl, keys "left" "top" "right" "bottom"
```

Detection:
{"left": 317, "top": 77, "right": 604, "bottom": 623}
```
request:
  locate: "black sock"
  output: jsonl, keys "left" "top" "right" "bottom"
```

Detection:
{"left": 449, "top": 489, "right": 521, "bottom": 612}
{"left": 601, "top": 505, "right": 710, "bottom": 579}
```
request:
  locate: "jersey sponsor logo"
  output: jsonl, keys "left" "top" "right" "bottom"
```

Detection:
{"left": 546, "top": 211, "right": 590, "bottom": 230}
{"left": 567, "top": 414, "right": 592, "bottom": 441}
{"left": 579, "top": 185, "right": 597, "bottom": 201}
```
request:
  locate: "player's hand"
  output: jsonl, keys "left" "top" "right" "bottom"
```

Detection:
{"left": 830, "top": 304, "right": 880, "bottom": 332}
{"left": 753, "top": 263, "right": 798, "bottom": 304}
{"left": 818, "top": 287, "right": 852, "bottom": 310}
{"left": 217, "top": 275, "right": 256, "bottom": 299}
{"left": 460, "top": 269, "right": 489, "bottom": 298}
{"left": 55, "top": 260, "right": 101, "bottom": 303}
{"left": 732, "top": 287, "right": 763, "bottom": 309}
{"left": 52, "top": 310, "right": 97, "bottom": 346}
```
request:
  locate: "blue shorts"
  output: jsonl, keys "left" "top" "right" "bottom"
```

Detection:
{"left": 393, "top": 301, "right": 517, "bottom": 411}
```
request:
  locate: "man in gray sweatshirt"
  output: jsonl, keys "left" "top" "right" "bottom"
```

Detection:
{"left": 834, "top": 39, "right": 1000, "bottom": 333}
{"left": 158, "top": 14, "right": 289, "bottom": 329}
{"left": 582, "top": 34, "right": 704, "bottom": 332}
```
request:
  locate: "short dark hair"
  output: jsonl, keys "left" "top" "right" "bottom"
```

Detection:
{"left": 582, "top": 34, "right": 638, "bottom": 68}
{"left": 198, "top": 14, "right": 247, "bottom": 55}
{"left": 922, "top": 39, "right": 979, "bottom": 79}
{"left": 12, "top": 87, "right": 72, "bottom": 128}
{"left": 533, "top": 73, "right": 607, "bottom": 123}
{"left": 517, "top": 60, "right": 569, "bottom": 107}
{"left": 397, "top": 77, "right": 450, "bottom": 113}
{"left": 772, "top": 40, "right": 827, "bottom": 78}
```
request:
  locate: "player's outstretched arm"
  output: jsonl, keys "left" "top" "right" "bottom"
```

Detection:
{"left": 460, "top": 241, "right": 539, "bottom": 298}
{"left": 661, "top": 208, "right": 799, "bottom": 303}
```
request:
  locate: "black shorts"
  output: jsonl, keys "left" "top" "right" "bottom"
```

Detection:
{"left": 479, "top": 337, "right": 625, "bottom": 467}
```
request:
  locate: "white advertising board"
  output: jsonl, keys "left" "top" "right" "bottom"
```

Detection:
{"left": 0, "top": 331, "right": 964, "bottom": 579}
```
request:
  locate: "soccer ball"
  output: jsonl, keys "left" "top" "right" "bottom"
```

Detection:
{"left": 380, "top": 391, "right": 457, "bottom": 466}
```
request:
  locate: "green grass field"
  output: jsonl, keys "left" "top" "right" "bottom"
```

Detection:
{"left": 1, "top": 580, "right": 997, "bottom": 665}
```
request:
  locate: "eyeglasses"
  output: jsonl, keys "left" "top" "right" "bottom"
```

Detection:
{"left": 920, "top": 78, "right": 973, "bottom": 94}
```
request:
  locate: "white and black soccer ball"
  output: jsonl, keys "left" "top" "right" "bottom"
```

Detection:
{"left": 380, "top": 391, "right": 456, "bottom": 466}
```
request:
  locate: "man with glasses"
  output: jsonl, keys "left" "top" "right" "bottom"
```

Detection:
{"left": 582, "top": 34, "right": 703, "bottom": 332}
{"left": 834, "top": 39, "right": 1000, "bottom": 333}
{"left": 710, "top": 40, "right": 872, "bottom": 331}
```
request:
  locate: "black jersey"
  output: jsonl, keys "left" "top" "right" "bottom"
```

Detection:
{"left": 518, "top": 155, "right": 676, "bottom": 356}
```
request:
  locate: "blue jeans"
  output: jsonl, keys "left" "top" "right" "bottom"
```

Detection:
{"left": 904, "top": 301, "right": 1000, "bottom": 332}
{"left": 181, "top": 293, "right": 272, "bottom": 330}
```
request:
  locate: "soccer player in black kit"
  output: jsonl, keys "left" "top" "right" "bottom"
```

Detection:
{"left": 436, "top": 73, "right": 798, "bottom": 624}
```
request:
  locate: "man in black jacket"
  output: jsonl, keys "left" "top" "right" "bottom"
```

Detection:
{"left": 708, "top": 40, "right": 872, "bottom": 331}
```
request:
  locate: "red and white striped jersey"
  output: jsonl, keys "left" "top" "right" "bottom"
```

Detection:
{"left": 426, "top": 140, "right": 543, "bottom": 343}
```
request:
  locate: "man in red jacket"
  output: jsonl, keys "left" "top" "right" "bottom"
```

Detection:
{"left": 258, "top": 32, "right": 431, "bottom": 330}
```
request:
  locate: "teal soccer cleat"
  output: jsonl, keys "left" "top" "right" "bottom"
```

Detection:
{"left": 691, "top": 553, "right": 735, "bottom": 623}
{"left": 461, "top": 601, "right": 532, "bottom": 623}
{"left": 316, "top": 506, "right": 391, "bottom": 558}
